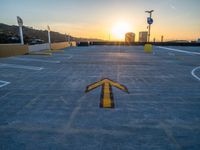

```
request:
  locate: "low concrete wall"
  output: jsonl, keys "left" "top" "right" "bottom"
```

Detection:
{"left": 0, "top": 44, "right": 28, "bottom": 58}
{"left": 70, "top": 42, "right": 77, "bottom": 47}
{"left": 0, "top": 42, "right": 77, "bottom": 57}
{"left": 92, "top": 41, "right": 200, "bottom": 46}
{"left": 51, "top": 42, "right": 69, "bottom": 50}
{"left": 28, "top": 43, "right": 50, "bottom": 52}
{"left": 28, "top": 42, "right": 75, "bottom": 52}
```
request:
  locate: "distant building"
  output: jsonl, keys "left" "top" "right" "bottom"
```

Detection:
{"left": 166, "top": 40, "right": 189, "bottom": 43}
{"left": 191, "top": 41, "right": 197, "bottom": 43}
{"left": 139, "top": 31, "right": 148, "bottom": 42}
{"left": 197, "top": 38, "right": 200, "bottom": 43}
{"left": 161, "top": 35, "right": 164, "bottom": 42}
{"left": 125, "top": 32, "right": 135, "bottom": 43}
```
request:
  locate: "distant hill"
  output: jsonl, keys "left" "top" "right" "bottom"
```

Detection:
{"left": 0, "top": 23, "right": 102, "bottom": 44}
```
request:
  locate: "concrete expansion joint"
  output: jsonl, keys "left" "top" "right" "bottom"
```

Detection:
{"left": 160, "top": 122, "right": 182, "bottom": 150}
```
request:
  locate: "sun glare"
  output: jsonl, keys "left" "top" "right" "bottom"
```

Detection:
{"left": 112, "top": 22, "right": 131, "bottom": 40}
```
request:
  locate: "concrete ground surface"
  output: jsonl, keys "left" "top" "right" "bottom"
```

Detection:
{"left": 0, "top": 46, "right": 200, "bottom": 150}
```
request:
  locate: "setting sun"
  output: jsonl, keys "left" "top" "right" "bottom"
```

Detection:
{"left": 112, "top": 22, "right": 132, "bottom": 40}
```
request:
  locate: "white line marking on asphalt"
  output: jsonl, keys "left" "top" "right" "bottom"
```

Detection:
{"left": 0, "top": 63, "right": 44, "bottom": 70}
{"left": 191, "top": 66, "right": 200, "bottom": 81}
{"left": 54, "top": 54, "right": 73, "bottom": 59}
{"left": 67, "top": 55, "right": 73, "bottom": 59}
{"left": 10, "top": 57, "right": 60, "bottom": 63}
{"left": 158, "top": 46, "right": 200, "bottom": 55}
{"left": 88, "top": 75, "right": 101, "bottom": 78}
{"left": 0, "top": 80, "right": 10, "bottom": 88}
{"left": 168, "top": 52, "right": 175, "bottom": 56}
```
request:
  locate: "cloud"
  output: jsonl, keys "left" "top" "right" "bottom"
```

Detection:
{"left": 170, "top": 4, "right": 176, "bottom": 10}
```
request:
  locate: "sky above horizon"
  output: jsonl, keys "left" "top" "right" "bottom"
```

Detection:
{"left": 1, "top": 0, "right": 200, "bottom": 41}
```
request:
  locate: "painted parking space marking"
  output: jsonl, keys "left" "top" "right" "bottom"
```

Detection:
{"left": 0, "top": 80, "right": 10, "bottom": 88}
{"left": 0, "top": 63, "right": 43, "bottom": 70}
{"left": 158, "top": 46, "right": 200, "bottom": 55}
{"left": 85, "top": 78, "right": 129, "bottom": 108}
{"left": 191, "top": 66, "right": 200, "bottom": 81}
{"left": 66, "top": 55, "right": 73, "bottom": 59}
{"left": 53, "top": 54, "right": 73, "bottom": 59}
{"left": 167, "top": 52, "right": 175, "bottom": 56}
{"left": 88, "top": 75, "right": 102, "bottom": 78}
{"left": 158, "top": 47, "right": 200, "bottom": 81}
{"left": 10, "top": 57, "right": 60, "bottom": 63}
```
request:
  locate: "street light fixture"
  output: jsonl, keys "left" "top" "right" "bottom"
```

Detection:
{"left": 47, "top": 25, "right": 51, "bottom": 50}
{"left": 145, "top": 10, "right": 154, "bottom": 16}
{"left": 17, "top": 16, "right": 24, "bottom": 45}
{"left": 145, "top": 10, "right": 154, "bottom": 42}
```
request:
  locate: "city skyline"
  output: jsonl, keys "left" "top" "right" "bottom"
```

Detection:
{"left": 1, "top": 0, "right": 200, "bottom": 41}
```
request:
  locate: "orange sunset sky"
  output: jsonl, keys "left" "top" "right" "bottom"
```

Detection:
{"left": 1, "top": 0, "right": 200, "bottom": 41}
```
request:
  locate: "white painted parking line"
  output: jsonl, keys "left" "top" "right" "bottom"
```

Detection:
{"left": 167, "top": 52, "right": 175, "bottom": 56}
{"left": 67, "top": 55, "right": 73, "bottom": 59}
{"left": 88, "top": 75, "right": 102, "bottom": 78}
{"left": 191, "top": 66, "right": 200, "bottom": 81}
{"left": 158, "top": 46, "right": 200, "bottom": 55}
{"left": 10, "top": 57, "right": 60, "bottom": 63}
{"left": 0, "top": 80, "right": 10, "bottom": 88}
{"left": 0, "top": 63, "right": 43, "bottom": 70}
{"left": 54, "top": 54, "right": 73, "bottom": 59}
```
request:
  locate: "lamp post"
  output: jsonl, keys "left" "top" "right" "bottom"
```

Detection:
{"left": 17, "top": 16, "right": 24, "bottom": 45}
{"left": 47, "top": 25, "right": 51, "bottom": 49}
{"left": 145, "top": 10, "right": 154, "bottom": 43}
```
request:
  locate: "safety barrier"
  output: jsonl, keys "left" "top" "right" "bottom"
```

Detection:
{"left": 28, "top": 43, "right": 50, "bottom": 52}
{"left": 29, "top": 42, "right": 76, "bottom": 52}
{"left": 70, "top": 41, "right": 77, "bottom": 47}
{"left": 0, "top": 42, "right": 77, "bottom": 58}
{"left": 0, "top": 44, "right": 28, "bottom": 57}
{"left": 91, "top": 42, "right": 200, "bottom": 46}
{"left": 51, "top": 42, "right": 69, "bottom": 50}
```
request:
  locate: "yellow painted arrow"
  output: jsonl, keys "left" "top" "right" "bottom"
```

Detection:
{"left": 85, "top": 78, "right": 129, "bottom": 108}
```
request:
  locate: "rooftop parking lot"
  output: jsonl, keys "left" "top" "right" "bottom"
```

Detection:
{"left": 0, "top": 45, "right": 200, "bottom": 150}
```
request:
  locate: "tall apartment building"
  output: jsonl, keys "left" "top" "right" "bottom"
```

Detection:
{"left": 125, "top": 32, "right": 135, "bottom": 43}
{"left": 139, "top": 31, "right": 148, "bottom": 42}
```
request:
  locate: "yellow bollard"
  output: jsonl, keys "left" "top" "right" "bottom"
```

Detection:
{"left": 144, "top": 44, "right": 153, "bottom": 53}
